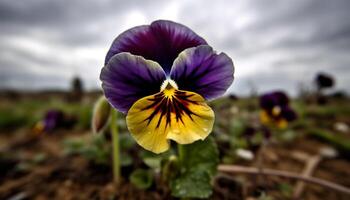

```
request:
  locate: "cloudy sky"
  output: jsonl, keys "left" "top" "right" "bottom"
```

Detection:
{"left": 0, "top": 0, "right": 349, "bottom": 96}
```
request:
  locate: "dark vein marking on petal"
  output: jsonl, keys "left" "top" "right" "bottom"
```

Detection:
{"left": 141, "top": 90, "right": 200, "bottom": 129}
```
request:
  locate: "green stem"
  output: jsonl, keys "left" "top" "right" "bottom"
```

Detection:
{"left": 177, "top": 144, "right": 185, "bottom": 164}
{"left": 110, "top": 109, "right": 120, "bottom": 185}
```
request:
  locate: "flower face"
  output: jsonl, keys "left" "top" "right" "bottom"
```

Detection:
{"left": 100, "top": 20, "right": 234, "bottom": 153}
{"left": 259, "top": 91, "right": 297, "bottom": 129}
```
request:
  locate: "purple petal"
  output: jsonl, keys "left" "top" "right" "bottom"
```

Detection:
{"left": 100, "top": 53, "right": 166, "bottom": 113}
{"left": 260, "top": 91, "right": 289, "bottom": 110}
{"left": 170, "top": 45, "right": 234, "bottom": 100}
{"left": 281, "top": 106, "right": 297, "bottom": 122}
{"left": 44, "top": 110, "right": 64, "bottom": 132}
{"left": 105, "top": 20, "right": 207, "bottom": 74}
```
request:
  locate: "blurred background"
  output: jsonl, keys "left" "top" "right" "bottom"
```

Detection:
{"left": 0, "top": 0, "right": 349, "bottom": 95}
{"left": 0, "top": 0, "right": 349, "bottom": 200}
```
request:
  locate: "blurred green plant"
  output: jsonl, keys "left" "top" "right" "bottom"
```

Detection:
{"left": 129, "top": 169, "right": 154, "bottom": 190}
{"left": 307, "top": 128, "right": 350, "bottom": 155}
{"left": 277, "top": 183, "right": 293, "bottom": 198}
{"left": 15, "top": 153, "right": 47, "bottom": 172}
{"left": 0, "top": 99, "right": 94, "bottom": 130}
{"left": 63, "top": 133, "right": 135, "bottom": 166}
{"left": 119, "top": 133, "right": 136, "bottom": 150}
{"left": 0, "top": 108, "right": 30, "bottom": 129}
{"left": 63, "top": 134, "right": 111, "bottom": 165}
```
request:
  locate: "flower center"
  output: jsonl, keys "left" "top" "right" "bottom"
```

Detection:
{"left": 163, "top": 87, "right": 176, "bottom": 98}
{"left": 160, "top": 79, "right": 178, "bottom": 92}
{"left": 272, "top": 106, "right": 281, "bottom": 117}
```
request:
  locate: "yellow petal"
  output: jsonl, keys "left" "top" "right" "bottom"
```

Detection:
{"left": 126, "top": 86, "right": 214, "bottom": 154}
{"left": 33, "top": 121, "right": 45, "bottom": 136}
{"left": 260, "top": 110, "right": 288, "bottom": 129}
{"left": 259, "top": 110, "right": 271, "bottom": 125}
{"left": 276, "top": 119, "right": 288, "bottom": 129}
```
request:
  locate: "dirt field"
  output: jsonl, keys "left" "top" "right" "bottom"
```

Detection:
{"left": 0, "top": 94, "right": 349, "bottom": 199}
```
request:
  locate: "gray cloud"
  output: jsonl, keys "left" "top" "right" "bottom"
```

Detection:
{"left": 0, "top": 0, "right": 349, "bottom": 96}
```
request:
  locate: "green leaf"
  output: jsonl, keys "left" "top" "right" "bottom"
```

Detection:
{"left": 181, "top": 137, "right": 219, "bottom": 176}
{"left": 171, "top": 137, "right": 219, "bottom": 198}
{"left": 130, "top": 169, "right": 153, "bottom": 190}
{"left": 171, "top": 170, "right": 212, "bottom": 198}
{"left": 141, "top": 150, "right": 173, "bottom": 169}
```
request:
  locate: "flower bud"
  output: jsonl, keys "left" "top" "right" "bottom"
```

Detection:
{"left": 92, "top": 96, "right": 111, "bottom": 133}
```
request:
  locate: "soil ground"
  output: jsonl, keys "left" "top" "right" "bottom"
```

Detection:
{"left": 0, "top": 95, "right": 349, "bottom": 200}
{"left": 1, "top": 130, "right": 349, "bottom": 200}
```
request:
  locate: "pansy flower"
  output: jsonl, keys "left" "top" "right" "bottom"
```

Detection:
{"left": 259, "top": 91, "right": 297, "bottom": 129}
{"left": 100, "top": 20, "right": 234, "bottom": 153}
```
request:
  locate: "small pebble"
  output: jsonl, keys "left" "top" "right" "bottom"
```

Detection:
{"left": 236, "top": 148, "right": 254, "bottom": 160}
{"left": 319, "top": 146, "right": 338, "bottom": 158}
{"left": 333, "top": 122, "right": 349, "bottom": 133}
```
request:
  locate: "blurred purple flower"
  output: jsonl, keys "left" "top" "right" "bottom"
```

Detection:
{"left": 259, "top": 91, "right": 297, "bottom": 129}
{"left": 33, "top": 110, "right": 63, "bottom": 134}
{"left": 43, "top": 110, "right": 64, "bottom": 132}
{"left": 260, "top": 91, "right": 288, "bottom": 110}
{"left": 33, "top": 109, "right": 76, "bottom": 135}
